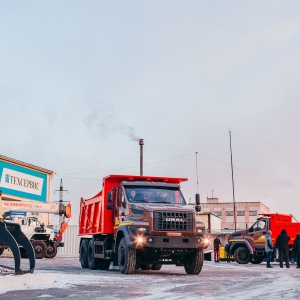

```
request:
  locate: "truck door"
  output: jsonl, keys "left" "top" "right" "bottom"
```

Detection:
{"left": 113, "top": 187, "right": 126, "bottom": 234}
{"left": 248, "top": 220, "right": 267, "bottom": 249}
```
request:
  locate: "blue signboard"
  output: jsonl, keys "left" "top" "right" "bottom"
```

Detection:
{"left": 0, "top": 161, "right": 47, "bottom": 202}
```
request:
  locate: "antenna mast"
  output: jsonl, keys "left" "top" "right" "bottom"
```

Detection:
{"left": 229, "top": 129, "right": 237, "bottom": 231}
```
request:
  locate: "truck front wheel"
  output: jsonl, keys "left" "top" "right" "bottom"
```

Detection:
{"left": 118, "top": 238, "right": 136, "bottom": 274}
{"left": 234, "top": 247, "right": 250, "bottom": 264}
{"left": 32, "top": 240, "right": 46, "bottom": 259}
{"left": 80, "top": 239, "right": 89, "bottom": 268}
{"left": 184, "top": 248, "right": 204, "bottom": 275}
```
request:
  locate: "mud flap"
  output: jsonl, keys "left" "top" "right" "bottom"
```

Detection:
{"left": 0, "top": 221, "right": 35, "bottom": 274}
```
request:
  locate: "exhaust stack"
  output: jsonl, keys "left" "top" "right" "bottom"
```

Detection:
{"left": 139, "top": 139, "right": 144, "bottom": 176}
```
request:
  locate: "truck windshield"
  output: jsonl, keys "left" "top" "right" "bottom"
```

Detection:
{"left": 125, "top": 187, "right": 186, "bottom": 204}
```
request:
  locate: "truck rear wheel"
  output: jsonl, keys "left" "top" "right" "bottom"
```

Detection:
{"left": 88, "top": 239, "right": 100, "bottom": 270}
{"left": 118, "top": 237, "right": 136, "bottom": 274}
{"left": 45, "top": 245, "right": 58, "bottom": 258}
{"left": 32, "top": 240, "right": 47, "bottom": 259}
{"left": 234, "top": 247, "right": 250, "bottom": 264}
{"left": 184, "top": 248, "right": 204, "bottom": 275}
{"left": 80, "top": 239, "right": 89, "bottom": 268}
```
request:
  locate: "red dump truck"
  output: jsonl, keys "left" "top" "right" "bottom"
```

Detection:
{"left": 78, "top": 174, "right": 208, "bottom": 274}
{"left": 228, "top": 213, "right": 300, "bottom": 264}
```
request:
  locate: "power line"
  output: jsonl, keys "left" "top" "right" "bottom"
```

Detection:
{"left": 55, "top": 151, "right": 300, "bottom": 188}
{"left": 232, "top": 131, "right": 300, "bottom": 150}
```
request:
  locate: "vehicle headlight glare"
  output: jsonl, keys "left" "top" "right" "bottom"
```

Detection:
{"left": 137, "top": 237, "right": 144, "bottom": 244}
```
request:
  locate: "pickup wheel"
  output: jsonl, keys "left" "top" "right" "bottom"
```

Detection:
{"left": 32, "top": 240, "right": 47, "bottom": 259}
{"left": 80, "top": 239, "right": 89, "bottom": 268}
{"left": 45, "top": 245, "right": 58, "bottom": 258}
{"left": 118, "top": 237, "right": 136, "bottom": 274}
{"left": 151, "top": 264, "right": 162, "bottom": 270}
{"left": 234, "top": 247, "right": 250, "bottom": 264}
{"left": 184, "top": 248, "right": 204, "bottom": 275}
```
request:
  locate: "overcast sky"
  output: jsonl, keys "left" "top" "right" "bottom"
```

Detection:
{"left": 1, "top": 1, "right": 300, "bottom": 223}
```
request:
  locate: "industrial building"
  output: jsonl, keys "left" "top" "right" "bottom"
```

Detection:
{"left": 201, "top": 197, "right": 270, "bottom": 230}
{"left": 0, "top": 154, "right": 54, "bottom": 225}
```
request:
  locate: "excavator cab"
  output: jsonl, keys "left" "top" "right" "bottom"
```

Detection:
{"left": 0, "top": 220, "right": 35, "bottom": 274}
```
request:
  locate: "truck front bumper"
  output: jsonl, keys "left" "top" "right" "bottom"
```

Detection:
{"left": 130, "top": 234, "right": 208, "bottom": 249}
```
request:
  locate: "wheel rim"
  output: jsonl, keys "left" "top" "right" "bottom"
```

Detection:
{"left": 239, "top": 251, "right": 248, "bottom": 261}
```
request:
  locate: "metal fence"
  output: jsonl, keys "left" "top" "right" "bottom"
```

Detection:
{"left": 57, "top": 225, "right": 81, "bottom": 257}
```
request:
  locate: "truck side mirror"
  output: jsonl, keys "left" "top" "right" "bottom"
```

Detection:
{"left": 108, "top": 191, "right": 112, "bottom": 203}
{"left": 195, "top": 193, "right": 201, "bottom": 212}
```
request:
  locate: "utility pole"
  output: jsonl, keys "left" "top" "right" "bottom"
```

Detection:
{"left": 54, "top": 179, "right": 68, "bottom": 227}
{"left": 229, "top": 129, "right": 237, "bottom": 231}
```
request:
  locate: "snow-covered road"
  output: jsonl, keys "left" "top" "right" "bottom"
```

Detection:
{"left": 1, "top": 257, "right": 299, "bottom": 299}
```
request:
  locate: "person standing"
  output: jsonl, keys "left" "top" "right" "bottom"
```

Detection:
{"left": 213, "top": 235, "right": 221, "bottom": 262}
{"left": 276, "top": 229, "right": 290, "bottom": 268}
{"left": 265, "top": 230, "right": 273, "bottom": 268}
{"left": 293, "top": 233, "right": 300, "bottom": 268}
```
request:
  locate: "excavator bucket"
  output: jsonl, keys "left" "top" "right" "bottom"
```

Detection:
{"left": 0, "top": 220, "right": 35, "bottom": 274}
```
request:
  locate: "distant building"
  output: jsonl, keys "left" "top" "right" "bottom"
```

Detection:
{"left": 201, "top": 197, "right": 270, "bottom": 230}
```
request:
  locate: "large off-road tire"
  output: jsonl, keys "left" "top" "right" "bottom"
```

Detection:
{"left": 80, "top": 239, "right": 89, "bottom": 268}
{"left": 118, "top": 237, "right": 136, "bottom": 274}
{"left": 0, "top": 248, "right": 4, "bottom": 256}
{"left": 234, "top": 247, "right": 250, "bottom": 264}
{"left": 184, "top": 248, "right": 204, "bottom": 275}
{"left": 45, "top": 245, "right": 58, "bottom": 258}
{"left": 32, "top": 240, "right": 47, "bottom": 259}
{"left": 151, "top": 264, "right": 162, "bottom": 270}
{"left": 250, "top": 257, "right": 264, "bottom": 264}
{"left": 88, "top": 239, "right": 100, "bottom": 270}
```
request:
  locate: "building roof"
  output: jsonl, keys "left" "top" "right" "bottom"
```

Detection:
{"left": 0, "top": 154, "right": 53, "bottom": 175}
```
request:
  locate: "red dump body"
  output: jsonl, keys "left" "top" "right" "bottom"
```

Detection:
{"left": 263, "top": 213, "right": 300, "bottom": 245}
{"left": 78, "top": 174, "right": 187, "bottom": 236}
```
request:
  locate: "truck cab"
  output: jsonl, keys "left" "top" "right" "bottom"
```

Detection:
{"left": 228, "top": 213, "right": 300, "bottom": 264}
{"left": 228, "top": 216, "right": 270, "bottom": 264}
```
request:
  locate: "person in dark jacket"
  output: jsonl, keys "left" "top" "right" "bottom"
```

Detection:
{"left": 293, "top": 233, "right": 300, "bottom": 268}
{"left": 213, "top": 235, "right": 221, "bottom": 262}
{"left": 276, "top": 229, "right": 290, "bottom": 268}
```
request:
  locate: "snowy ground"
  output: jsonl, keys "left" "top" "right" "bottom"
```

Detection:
{"left": 0, "top": 256, "right": 300, "bottom": 300}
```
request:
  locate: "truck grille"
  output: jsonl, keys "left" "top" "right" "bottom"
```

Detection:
{"left": 153, "top": 211, "right": 194, "bottom": 231}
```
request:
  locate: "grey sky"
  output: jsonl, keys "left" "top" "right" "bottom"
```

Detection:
{"left": 1, "top": 1, "right": 300, "bottom": 223}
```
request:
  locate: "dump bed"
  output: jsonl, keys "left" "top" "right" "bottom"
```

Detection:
{"left": 265, "top": 213, "right": 300, "bottom": 245}
{"left": 78, "top": 174, "right": 187, "bottom": 236}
